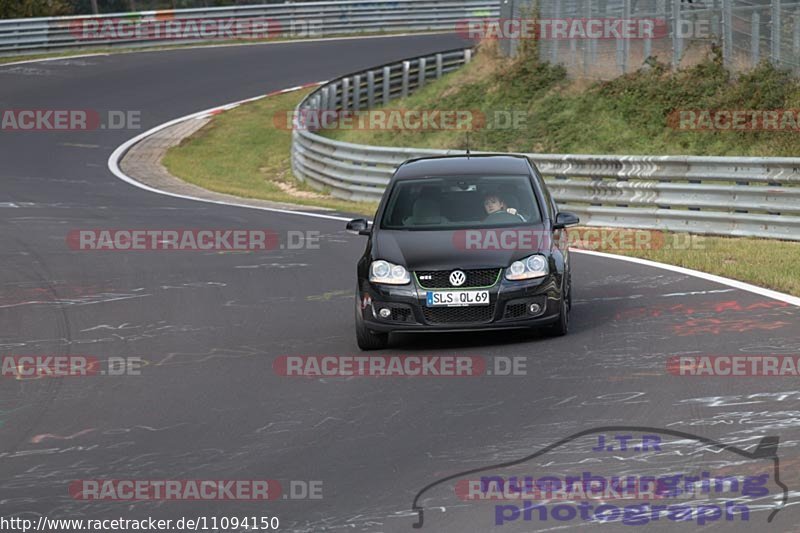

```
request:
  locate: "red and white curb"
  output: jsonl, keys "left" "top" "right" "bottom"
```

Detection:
{"left": 107, "top": 80, "right": 351, "bottom": 223}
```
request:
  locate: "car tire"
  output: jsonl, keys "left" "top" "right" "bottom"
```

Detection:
{"left": 355, "top": 294, "right": 389, "bottom": 351}
{"left": 547, "top": 277, "right": 570, "bottom": 337}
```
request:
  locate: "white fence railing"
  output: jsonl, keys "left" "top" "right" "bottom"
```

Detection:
{"left": 503, "top": 0, "right": 800, "bottom": 79}
{"left": 291, "top": 48, "right": 800, "bottom": 240}
{"left": 0, "top": 0, "right": 498, "bottom": 56}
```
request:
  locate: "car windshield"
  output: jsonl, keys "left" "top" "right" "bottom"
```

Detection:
{"left": 380, "top": 175, "right": 542, "bottom": 230}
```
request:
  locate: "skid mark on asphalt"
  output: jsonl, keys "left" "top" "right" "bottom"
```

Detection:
{"left": 158, "top": 281, "right": 226, "bottom": 289}
{"left": 674, "top": 316, "right": 790, "bottom": 336}
{"left": 0, "top": 67, "right": 51, "bottom": 76}
{"left": 221, "top": 288, "right": 352, "bottom": 308}
{"left": 2, "top": 323, "right": 220, "bottom": 350}
{"left": 0, "top": 292, "right": 149, "bottom": 310}
{"left": 614, "top": 299, "right": 790, "bottom": 321}
{"left": 0, "top": 425, "right": 217, "bottom": 511}
{"left": 79, "top": 322, "right": 220, "bottom": 343}
{"left": 1, "top": 176, "right": 93, "bottom": 185}
{"left": 80, "top": 323, "right": 145, "bottom": 332}
{"left": 58, "top": 143, "right": 100, "bottom": 149}
{"left": 306, "top": 289, "right": 351, "bottom": 302}
{"left": 255, "top": 421, "right": 303, "bottom": 435}
{"left": 30, "top": 429, "right": 96, "bottom": 444}
{"left": 666, "top": 410, "right": 800, "bottom": 432}
{"left": 0, "top": 202, "right": 98, "bottom": 210}
{"left": 738, "top": 338, "right": 800, "bottom": 354}
{"left": 581, "top": 272, "right": 690, "bottom": 289}
{"left": 152, "top": 346, "right": 265, "bottom": 367}
{"left": 235, "top": 263, "right": 309, "bottom": 269}
{"left": 678, "top": 391, "right": 800, "bottom": 409}
{"left": 607, "top": 292, "right": 795, "bottom": 337}
{"left": 223, "top": 297, "right": 294, "bottom": 308}
{"left": 574, "top": 288, "right": 736, "bottom": 304}
{"left": 0, "top": 281, "right": 152, "bottom": 310}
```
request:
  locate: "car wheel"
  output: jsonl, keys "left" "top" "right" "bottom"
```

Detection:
{"left": 355, "top": 294, "right": 389, "bottom": 350}
{"left": 547, "top": 278, "right": 570, "bottom": 337}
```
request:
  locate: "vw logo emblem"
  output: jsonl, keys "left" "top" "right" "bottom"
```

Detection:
{"left": 449, "top": 270, "right": 466, "bottom": 287}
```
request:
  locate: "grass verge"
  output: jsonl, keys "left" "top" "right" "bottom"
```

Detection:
{"left": 162, "top": 88, "right": 378, "bottom": 215}
{"left": 569, "top": 228, "right": 800, "bottom": 297}
{"left": 324, "top": 41, "right": 800, "bottom": 156}
{"left": 616, "top": 235, "right": 800, "bottom": 297}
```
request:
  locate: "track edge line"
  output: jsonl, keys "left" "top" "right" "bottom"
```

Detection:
{"left": 570, "top": 248, "right": 800, "bottom": 307}
{"left": 106, "top": 82, "right": 354, "bottom": 223}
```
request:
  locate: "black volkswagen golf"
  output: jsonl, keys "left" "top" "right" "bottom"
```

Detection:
{"left": 346, "top": 155, "right": 579, "bottom": 350}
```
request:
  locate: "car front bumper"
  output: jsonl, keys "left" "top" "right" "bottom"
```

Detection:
{"left": 358, "top": 274, "right": 562, "bottom": 333}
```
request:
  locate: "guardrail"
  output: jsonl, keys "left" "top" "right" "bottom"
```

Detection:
{"left": 291, "top": 48, "right": 800, "bottom": 240}
{"left": 0, "top": 0, "right": 498, "bottom": 56}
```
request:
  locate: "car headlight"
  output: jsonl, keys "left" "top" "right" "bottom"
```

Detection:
{"left": 505, "top": 254, "right": 549, "bottom": 280}
{"left": 370, "top": 260, "right": 411, "bottom": 285}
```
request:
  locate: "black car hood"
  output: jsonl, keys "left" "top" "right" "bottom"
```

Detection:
{"left": 372, "top": 225, "right": 551, "bottom": 271}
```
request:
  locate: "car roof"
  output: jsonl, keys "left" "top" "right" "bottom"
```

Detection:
{"left": 392, "top": 154, "right": 531, "bottom": 180}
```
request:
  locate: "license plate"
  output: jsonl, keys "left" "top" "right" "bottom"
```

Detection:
{"left": 426, "top": 290, "right": 490, "bottom": 307}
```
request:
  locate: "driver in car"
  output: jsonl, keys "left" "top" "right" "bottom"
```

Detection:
{"left": 483, "top": 193, "right": 524, "bottom": 221}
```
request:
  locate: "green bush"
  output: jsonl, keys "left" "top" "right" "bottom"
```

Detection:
{"left": 326, "top": 44, "right": 800, "bottom": 157}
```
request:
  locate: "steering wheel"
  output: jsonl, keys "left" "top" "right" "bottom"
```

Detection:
{"left": 484, "top": 210, "right": 525, "bottom": 223}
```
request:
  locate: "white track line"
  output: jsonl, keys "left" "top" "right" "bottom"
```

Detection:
{"left": 571, "top": 249, "right": 800, "bottom": 307}
{"left": 0, "top": 53, "right": 110, "bottom": 67}
{"left": 107, "top": 82, "right": 352, "bottom": 223}
{"left": 107, "top": 82, "right": 800, "bottom": 308}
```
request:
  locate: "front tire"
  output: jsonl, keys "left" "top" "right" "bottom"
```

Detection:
{"left": 355, "top": 294, "right": 389, "bottom": 350}
{"left": 547, "top": 277, "right": 571, "bottom": 337}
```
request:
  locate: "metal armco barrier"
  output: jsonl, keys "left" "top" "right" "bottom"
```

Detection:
{"left": 0, "top": 0, "right": 498, "bottom": 56}
{"left": 292, "top": 48, "right": 800, "bottom": 240}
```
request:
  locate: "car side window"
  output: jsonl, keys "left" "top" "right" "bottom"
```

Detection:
{"left": 539, "top": 177, "right": 558, "bottom": 220}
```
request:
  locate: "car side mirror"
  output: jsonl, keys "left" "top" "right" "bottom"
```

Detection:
{"left": 346, "top": 218, "right": 371, "bottom": 236}
{"left": 553, "top": 211, "right": 580, "bottom": 230}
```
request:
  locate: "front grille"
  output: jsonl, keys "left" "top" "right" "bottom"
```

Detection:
{"left": 502, "top": 297, "right": 547, "bottom": 321}
{"left": 391, "top": 308, "right": 412, "bottom": 322}
{"left": 504, "top": 303, "right": 528, "bottom": 319}
{"left": 416, "top": 268, "right": 501, "bottom": 289}
{"left": 374, "top": 302, "right": 415, "bottom": 323}
{"left": 423, "top": 304, "right": 496, "bottom": 324}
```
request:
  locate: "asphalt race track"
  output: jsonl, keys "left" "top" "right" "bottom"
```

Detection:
{"left": 1, "top": 34, "right": 800, "bottom": 532}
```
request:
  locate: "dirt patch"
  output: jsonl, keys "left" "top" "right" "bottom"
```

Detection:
{"left": 272, "top": 180, "right": 327, "bottom": 199}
